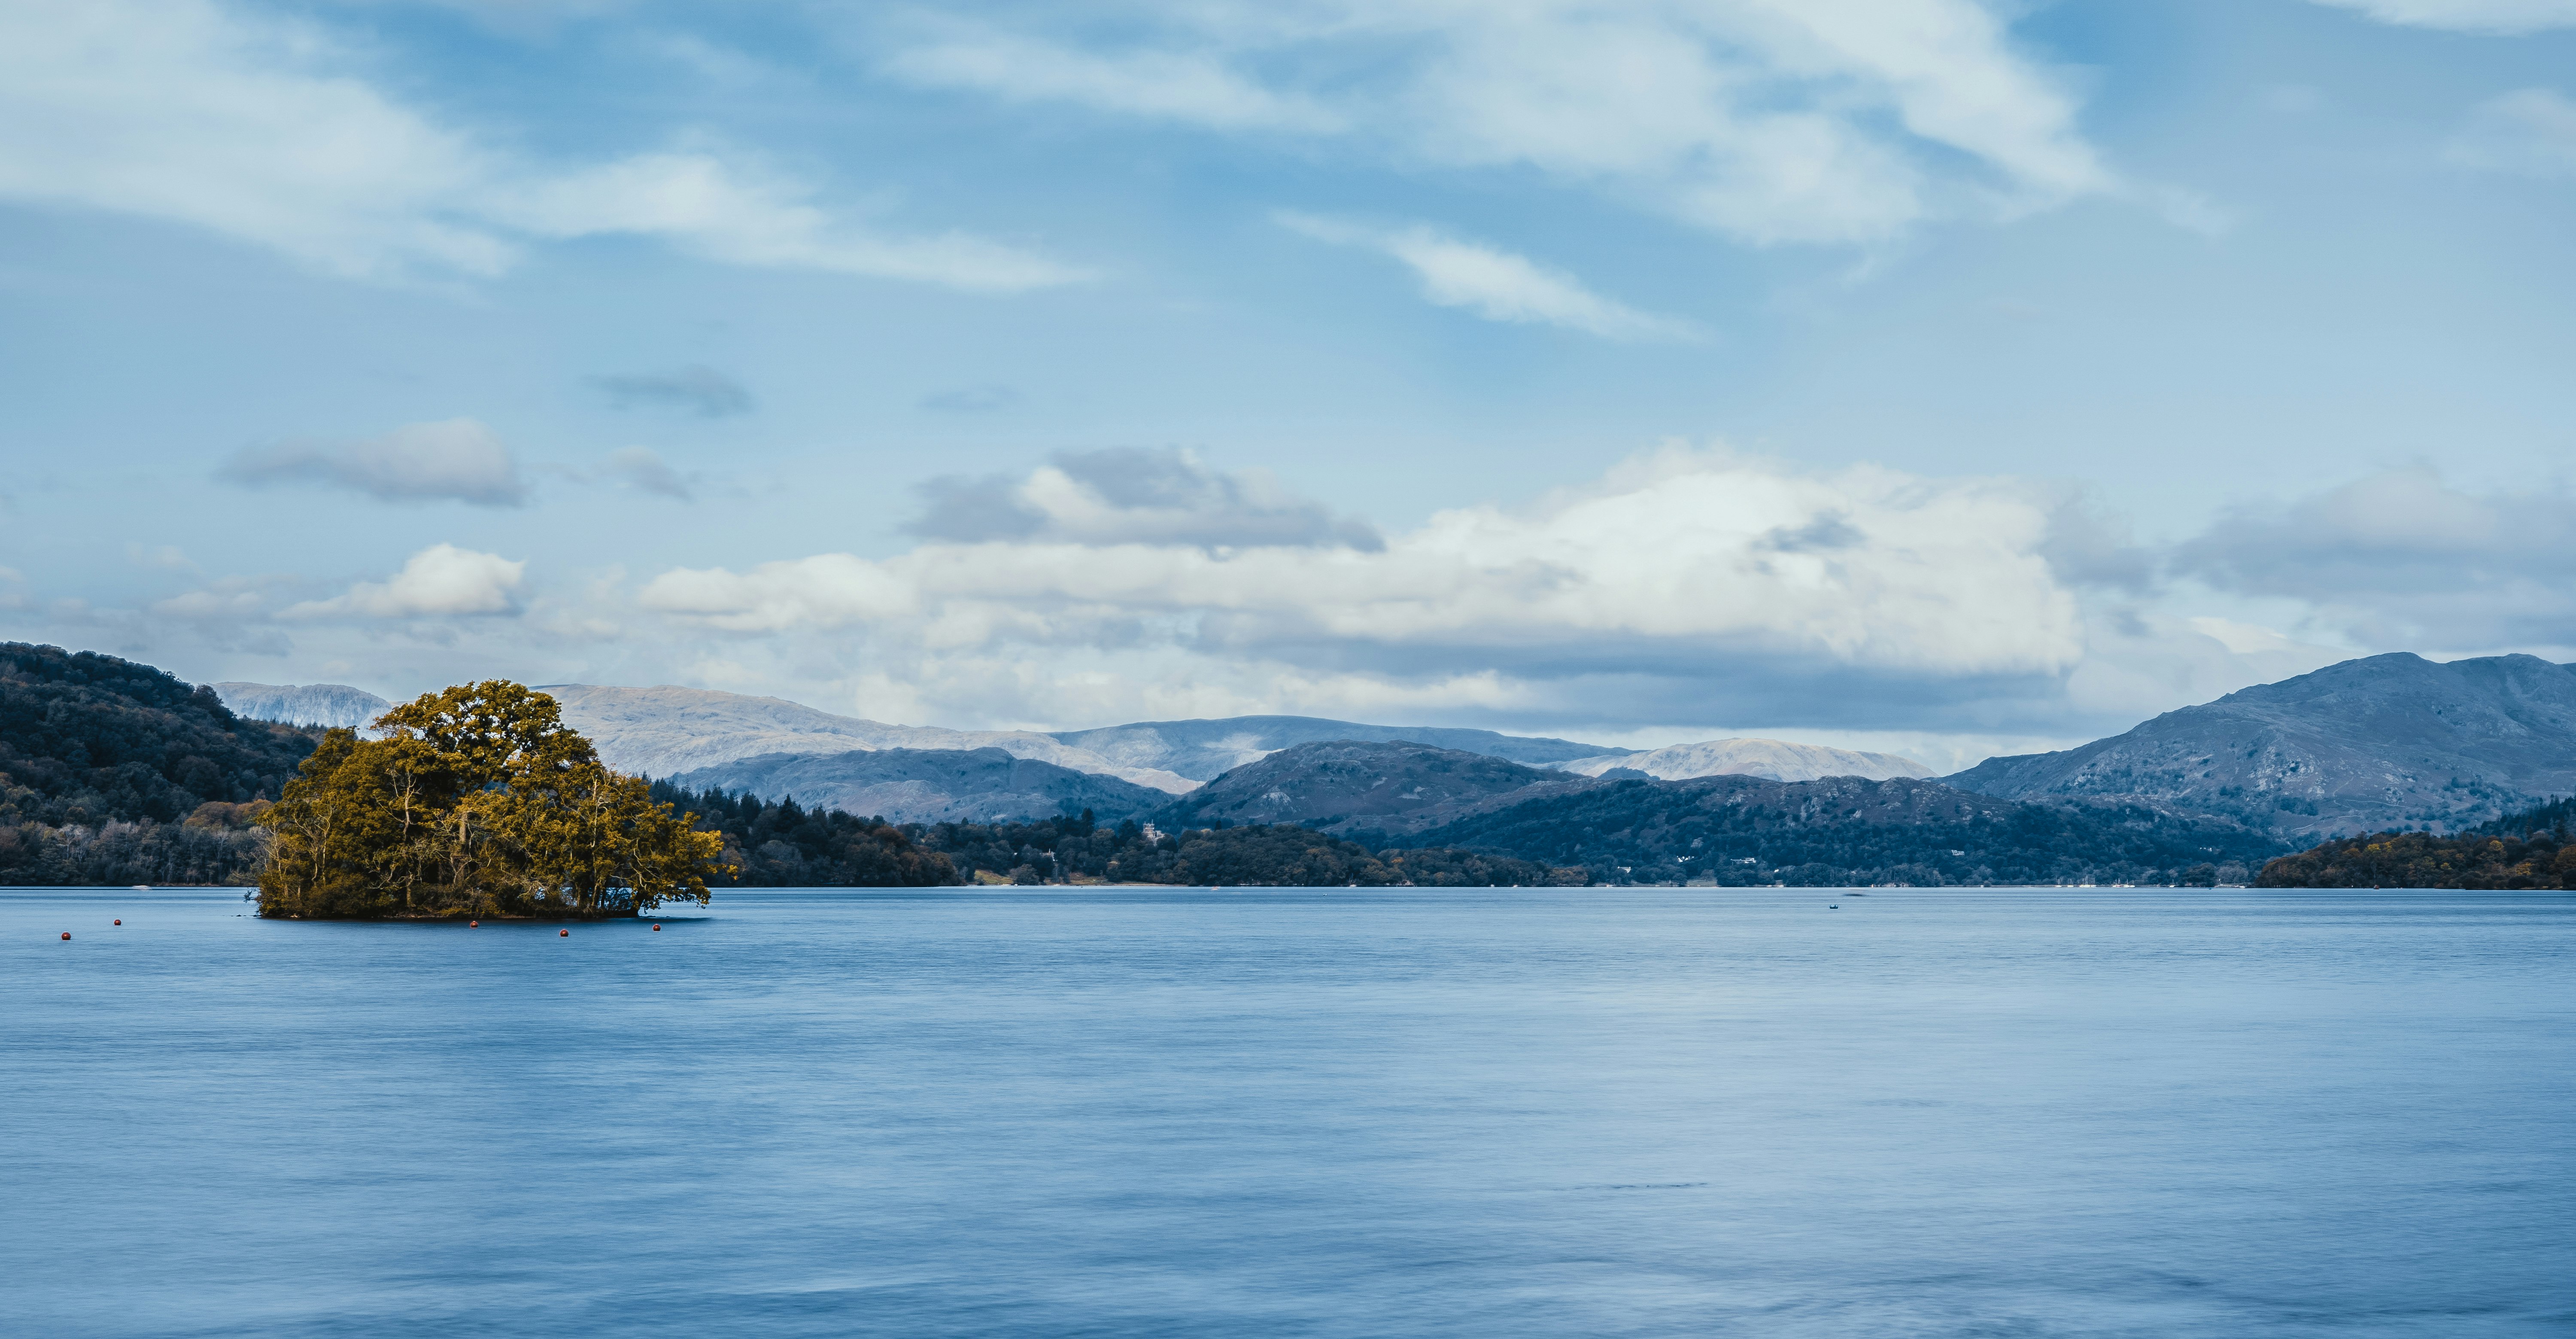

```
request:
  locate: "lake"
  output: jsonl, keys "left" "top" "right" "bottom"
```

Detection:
{"left": 5, "top": 886, "right": 2571, "bottom": 1337}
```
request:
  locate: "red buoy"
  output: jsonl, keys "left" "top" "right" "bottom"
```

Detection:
{"left": 469, "top": 919, "right": 479, "bottom": 927}
{"left": 113, "top": 919, "right": 122, "bottom": 925}
{"left": 652, "top": 924, "right": 661, "bottom": 931}
{"left": 559, "top": 928, "right": 569, "bottom": 937}
{"left": 61, "top": 931, "right": 70, "bottom": 940}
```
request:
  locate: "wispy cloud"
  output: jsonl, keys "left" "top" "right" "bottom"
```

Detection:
{"left": 0, "top": 0, "right": 1087, "bottom": 289}
{"left": 2307, "top": 0, "right": 2576, "bottom": 33}
{"left": 2447, "top": 88, "right": 2576, "bottom": 177}
{"left": 872, "top": 0, "right": 2119, "bottom": 246}
{"left": 592, "top": 365, "right": 754, "bottom": 417}
{"left": 492, "top": 150, "right": 1093, "bottom": 291}
{"left": 887, "top": 30, "right": 1343, "bottom": 132}
{"left": 921, "top": 383, "right": 1020, "bottom": 413}
{"left": 1280, "top": 214, "right": 1701, "bottom": 341}
{"left": 584, "top": 446, "right": 697, "bottom": 500}
{"left": 219, "top": 419, "right": 531, "bottom": 507}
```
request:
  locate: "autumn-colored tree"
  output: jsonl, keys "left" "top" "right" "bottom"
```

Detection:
{"left": 255, "top": 681, "right": 726, "bottom": 919}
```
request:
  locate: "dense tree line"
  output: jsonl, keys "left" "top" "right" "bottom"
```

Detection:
{"left": 1, "top": 643, "right": 318, "bottom": 885}
{"left": 2257, "top": 796, "right": 2576, "bottom": 889}
{"left": 647, "top": 791, "right": 1586, "bottom": 887}
{"left": 256, "top": 683, "right": 720, "bottom": 919}
{"left": 1116, "top": 824, "right": 1581, "bottom": 886}
{"left": 0, "top": 805, "right": 273, "bottom": 886}
{"left": 1400, "top": 776, "right": 2285, "bottom": 887}
{"left": 648, "top": 781, "right": 955, "bottom": 886}
{"left": 2468, "top": 796, "right": 2576, "bottom": 839}
{"left": 904, "top": 812, "right": 1580, "bottom": 886}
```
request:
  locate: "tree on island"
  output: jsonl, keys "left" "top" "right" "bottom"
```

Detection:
{"left": 255, "top": 681, "right": 726, "bottom": 919}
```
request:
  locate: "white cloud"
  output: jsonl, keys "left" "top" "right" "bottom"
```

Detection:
{"left": 643, "top": 446, "right": 2085, "bottom": 695}
{"left": 2308, "top": 0, "right": 2576, "bottom": 32}
{"left": 286, "top": 544, "right": 527, "bottom": 619}
{"left": 150, "top": 581, "right": 270, "bottom": 624}
{"left": 219, "top": 418, "right": 530, "bottom": 506}
{"left": 2448, "top": 88, "right": 2576, "bottom": 177}
{"left": 0, "top": 0, "right": 1084, "bottom": 288}
{"left": 875, "top": 0, "right": 2118, "bottom": 245}
{"left": 643, "top": 552, "right": 917, "bottom": 633}
{"left": 2186, "top": 616, "right": 2307, "bottom": 658}
{"left": 1279, "top": 214, "right": 1702, "bottom": 341}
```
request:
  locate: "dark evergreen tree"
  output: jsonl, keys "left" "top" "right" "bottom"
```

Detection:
{"left": 1, "top": 642, "right": 320, "bottom": 886}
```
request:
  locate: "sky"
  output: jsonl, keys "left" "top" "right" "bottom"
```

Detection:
{"left": 3, "top": 0, "right": 2573, "bottom": 770}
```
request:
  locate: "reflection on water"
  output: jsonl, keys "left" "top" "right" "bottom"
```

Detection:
{"left": 6, "top": 886, "right": 2572, "bottom": 1337}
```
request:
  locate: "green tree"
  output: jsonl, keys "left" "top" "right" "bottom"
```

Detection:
{"left": 256, "top": 681, "right": 725, "bottom": 919}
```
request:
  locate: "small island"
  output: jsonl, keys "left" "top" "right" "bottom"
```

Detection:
{"left": 255, "top": 680, "right": 723, "bottom": 920}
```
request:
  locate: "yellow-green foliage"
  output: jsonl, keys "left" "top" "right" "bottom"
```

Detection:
{"left": 255, "top": 681, "right": 727, "bottom": 919}
{"left": 2257, "top": 829, "right": 2576, "bottom": 889}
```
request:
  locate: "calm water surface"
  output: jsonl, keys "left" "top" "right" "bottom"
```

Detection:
{"left": 5, "top": 886, "right": 2572, "bottom": 1338}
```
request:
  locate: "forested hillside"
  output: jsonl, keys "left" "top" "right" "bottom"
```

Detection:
{"left": 667, "top": 762, "right": 2266, "bottom": 889}
{"left": 1158, "top": 739, "right": 1568, "bottom": 835}
{"left": 2257, "top": 796, "right": 2576, "bottom": 889}
{"left": 1043, "top": 714, "right": 1624, "bottom": 780}
{"left": 910, "top": 813, "right": 1580, "bottom": 887}
{"left": 648, "top": 782, "right": 957, "bottom": 886}
{"left": 1404, "top": 774, "right": 2285, "bottom": 887}
{"left": 1, "top": 642, "right": 319, "bottom": 886}
{"left": 670, "top": 746, "right": 1172, "bottom": 825}
{"left": 652, "top": 782, "right": 1583, "bottom": 886}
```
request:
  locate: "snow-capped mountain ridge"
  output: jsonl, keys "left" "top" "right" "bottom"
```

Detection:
{"left": 1556, "top": 737, "right": 1934, "bottom": 783}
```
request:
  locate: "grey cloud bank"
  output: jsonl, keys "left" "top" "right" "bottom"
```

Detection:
{"left": 2174, "top": 466, "right": 2576, "bottom": 651}
{"left": 592, "top": 365, "right": 755, "bottom": 417}
{"left": 218, "top": 420, "right": 529, "bottom": 507}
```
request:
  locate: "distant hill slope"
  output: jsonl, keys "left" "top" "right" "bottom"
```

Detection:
{"left": 213, "top": 681, "right": 391, "bottom": 729}
{"left": 4, "top": 644, "right": 317, "bottom": 822}
{"left": 1046, "top": 715, "right": 1627, "bottom": 782}
{"left": 541, "top": 685, "right": 1196, "bottom": 793}
{"left": 1944, "top": 653, "right": 2576, "bottom": 838}
{"left": 2, "top": 642, "right": 317, "bottom": 885}
{"left": 2257, "top": 796, "right": 2576, "bottom": 889}
{"left": 1154, "top": 739, "right": 1582, "bottom": 835}
{"left": 670, "top": 747, "right": 1173, "bottom": 825}
{"left": 1406, "top": 774, "right": 2284, "bottom": 887}
{"left": 1557, "top": 737, "right": 1932, "bottom": 783}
